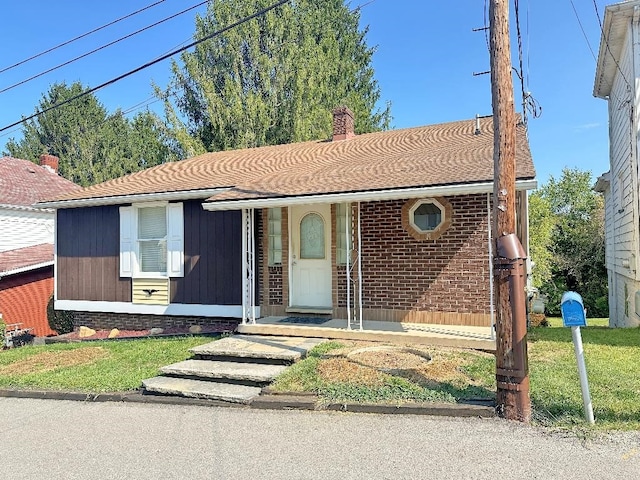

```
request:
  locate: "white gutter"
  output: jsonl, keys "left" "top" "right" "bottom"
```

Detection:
{"left": 0, "top": 203, "right": 54, "bottom": 213}
{"left": 0, "top": 261, "right": 54, "bottom": 279}
{"left": 38, "top": 188, "right": 230, "bottom": 209}
{"left": 202, "top": 180, "right": 538, "bottom": 211}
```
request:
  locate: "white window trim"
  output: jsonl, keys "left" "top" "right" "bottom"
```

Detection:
{"left": 409, "top": 198, "right": 446, "bottom": 233}
{"left": 120, "top": 201, "right": 184, "bottom": 279}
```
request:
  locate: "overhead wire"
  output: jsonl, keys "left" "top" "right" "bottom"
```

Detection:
{"left": 0, "top": 0, "right": 291, "bottom": 133}
{"left": 0, "top": 0, "right": 167, "bottom": 75}
{"left": 0, "top": 1, "right": 209, "bottom": 95}
{"left": 514, "top": 0, "right": 541, "bottom": 123}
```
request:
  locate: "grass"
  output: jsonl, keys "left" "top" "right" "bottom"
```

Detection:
{"left": 527, "top": 325, "right": 640, "bottom": 430}
{"left": 270, "top": 341, "right": 496, "bottom": 405}
{"left": 545, "top": 317, "right": 609, "bottom": 328}
{"left": 1, "top": 321, "right": 638, "bottom": 431}
{"left": 0, "top": 336, "right": 214, "bottom": 392}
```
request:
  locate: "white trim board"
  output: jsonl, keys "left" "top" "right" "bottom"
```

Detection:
{"left": 0, "top": 261, "right": 54, "bottom": 279}
{"left": 55, "top": 300, "right": 253, "bottom": 318}
{"left": 202, "top": 180, "right": 538, "bottom": 211}
{"left": 38, "top": 188, "right": 229, "bottom": 209}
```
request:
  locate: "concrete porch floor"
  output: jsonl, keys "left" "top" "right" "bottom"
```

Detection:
{"left": 236, "top": 317, "right": 496, "bottom": 352}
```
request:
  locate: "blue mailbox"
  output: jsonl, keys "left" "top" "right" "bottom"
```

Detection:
{"left": 561, "top": 291, "right": 587, "bottom": 327}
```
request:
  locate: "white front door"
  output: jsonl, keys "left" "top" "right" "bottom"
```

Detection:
{"left": 290, "top": 204, "right": 332, "bottom": 308}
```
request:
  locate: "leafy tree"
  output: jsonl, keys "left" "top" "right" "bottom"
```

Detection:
{"left": 5, "top": 82, "right": 176, "bottom": 186}
{"left": 529, "top": 168, "right": 608, "bottom": 317}
{"left": 161, "top": 0, "right": 391, "bottom": 155}
{"left": 528, "top": 192, "right": 554, "bottom": 288}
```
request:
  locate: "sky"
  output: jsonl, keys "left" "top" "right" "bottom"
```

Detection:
{"left": 0, "top": 0, "right": 615, "bottom": 185}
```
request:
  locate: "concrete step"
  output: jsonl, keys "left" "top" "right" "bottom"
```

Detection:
{"left": 160, "top": 359, "right": 287, "bottom": 384}
{"left": 142, "top": 376, "right": 261, "bottom": 404}
{"left": 190, "top": 335, "right": 325, "bottom": 362}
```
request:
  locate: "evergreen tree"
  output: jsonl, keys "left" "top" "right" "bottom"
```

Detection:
{"left": 161, "top": 0, "right": 391, "bottom": 155}
{"left": 5, "top": 82, "right": 176, "bottom": 186}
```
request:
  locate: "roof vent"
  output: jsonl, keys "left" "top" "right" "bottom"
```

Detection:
{"left": 332, "top": 106, "right": 355, "bottom": 141}
{"left": 474, "top": 114, "right": 481, "bottom": 135}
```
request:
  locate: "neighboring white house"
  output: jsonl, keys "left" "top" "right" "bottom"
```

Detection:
{"left": 0, "top": 154, "right": 80, "bottom": 336}
{"left": 594, "top": 0, "right": 640, "bottom": 327}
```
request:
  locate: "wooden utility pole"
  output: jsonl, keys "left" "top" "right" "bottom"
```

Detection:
{"left": 489, "top": 0, "right": 531, "bottom": 422}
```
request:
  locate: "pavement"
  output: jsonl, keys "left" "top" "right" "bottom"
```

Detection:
{"left": 2, "top": 397, "right": 638, "bottom": 480}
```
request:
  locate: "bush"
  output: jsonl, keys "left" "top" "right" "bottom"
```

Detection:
{"left": 46, "top": 294, "right": 75, "bottom": 334}
{"left": 528, "top": 313, "right": 548, "bottom": 328}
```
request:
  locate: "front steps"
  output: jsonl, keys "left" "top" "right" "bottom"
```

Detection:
{"left": 142, "top": 335, "right": 325, "bottom": 404}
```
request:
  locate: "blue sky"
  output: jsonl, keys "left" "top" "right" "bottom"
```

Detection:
{"left": 0, "top": 0, "right": 613, "bottom": 185}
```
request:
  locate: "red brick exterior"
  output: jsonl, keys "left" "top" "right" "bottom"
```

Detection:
{"left": 0, "top": 266, "right": 57, "bottom": 336}
{"left": 260, "top": 194, "right": 493, "bottom": 325}
{"left": 71, "top": 311, "right": 239, "bottom": 332}
{"left": 359, "top": 196, "right": 490, "bottom": 314}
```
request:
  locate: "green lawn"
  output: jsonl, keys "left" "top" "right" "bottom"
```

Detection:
{"left": 527, "top": 325, "right": 640, "bottom": 430}
{"left": 0, "top": 336, "right": 213, "bottom": 392}
{"left": 545, "top": 317, "right": 609, "bottom": 328}
{"left": 1, "top": 326, "right": 638, "bottom": 431}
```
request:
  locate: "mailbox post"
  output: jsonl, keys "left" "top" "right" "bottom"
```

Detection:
{"left": 560, "top": 292, "right": 595, "bottom": 424}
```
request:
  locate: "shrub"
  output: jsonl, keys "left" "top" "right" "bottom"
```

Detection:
{"left": 46, "top": 294, "right": 75, "bottom": 334}
{"left": 528, "top": 313, "right": 548, "bottom": 328}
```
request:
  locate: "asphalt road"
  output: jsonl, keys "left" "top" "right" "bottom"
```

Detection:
{"left": 1, "top": 397, "right": 638, "bottom": 479}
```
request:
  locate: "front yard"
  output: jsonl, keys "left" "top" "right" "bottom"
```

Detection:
{"left": 0, "top": 324, "right": 638, "bottom": 430}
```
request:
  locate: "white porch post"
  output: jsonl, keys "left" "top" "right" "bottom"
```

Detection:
{"left": 241, "top": 208, "right": 256, "bottom": 324}
{"left": 346, "top": 203, "right": 352, "bottom": 330}
{"left": 487, "top": 193, "right": 495, "bottom": 340}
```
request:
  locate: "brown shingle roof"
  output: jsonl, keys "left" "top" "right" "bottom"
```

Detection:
{"left": 0, "top": 244, "right": 53, "bottom": 275}
{"left": 44, "top": 116, "right": 535, "bottom": 205}
{"left": 0, "top": 157, "right": 81, "bottom": 207}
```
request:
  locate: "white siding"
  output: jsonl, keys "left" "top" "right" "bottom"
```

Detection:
{"left": 0, "top": 208, "right": 54, "bottom": 252}
{"left": 608, "top": 25, "right": 639, "bottom": 282}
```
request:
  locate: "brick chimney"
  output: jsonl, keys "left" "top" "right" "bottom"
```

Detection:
{"left": 332, "top": 106, "right": 355, "bottom": 141}
{"left": 39, "top": 154, "right": 59, "bottom": 174}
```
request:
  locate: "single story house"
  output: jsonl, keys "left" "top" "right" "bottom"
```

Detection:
{"left": 40, "top": 108, "right": 536, "bottom": 332}
{"left": 0, "top": 155, "right": 81, "bottom": 336}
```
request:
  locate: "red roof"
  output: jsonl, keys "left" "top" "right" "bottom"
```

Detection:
{"left": 0, "top": 244, "right": 53, "bottom": 275}
{"left": 0, "top": 156, "right": 80, "bottom": 207}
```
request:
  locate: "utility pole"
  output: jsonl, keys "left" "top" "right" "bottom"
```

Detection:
{"left": 489, "top": 0, "right": 531, "bottom": 422}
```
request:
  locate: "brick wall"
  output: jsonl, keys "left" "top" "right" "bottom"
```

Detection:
{"left": 359, "top": 195, "right": 490, "bottom": 314}
{"left": 0, "top": 267, "right": 57, "bottom": 336}
{"left": 72, "top": 311, "right": 239, "bottom": 332}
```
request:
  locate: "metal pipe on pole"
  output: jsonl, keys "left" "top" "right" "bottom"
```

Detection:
{"left": 489, "top": 0, "right": 531, "bottom": 422}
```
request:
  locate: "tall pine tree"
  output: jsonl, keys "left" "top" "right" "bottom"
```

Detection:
{"left": 5, "top": 82, "right": 176, "bottom": 186}
{"left": 161, "top": 0, "right": 391, "bottom": 154}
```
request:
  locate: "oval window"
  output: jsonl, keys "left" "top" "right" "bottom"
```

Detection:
{"left": 300, "top": 213, "right": 325, "bottom": 259}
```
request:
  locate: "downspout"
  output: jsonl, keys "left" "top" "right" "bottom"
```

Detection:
{"left": 487, "top": 193, "right": 496, "bottom": 340}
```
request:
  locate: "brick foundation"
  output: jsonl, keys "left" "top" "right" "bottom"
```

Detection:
{"left": 72, "top": 311, "right": 240, "bottom": 332}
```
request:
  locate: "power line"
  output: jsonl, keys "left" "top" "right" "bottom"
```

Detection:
{"left": 569, "top": 0, "right": 597, "bottom": 62}
{"left": 0, "top": 0, "right": 291, "bottom": 133}
{"left": 0, "top": 1, "right": 209, "bottom": 95}
{"left": 0, "top": 0, "right": 167, "bottom": 75}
